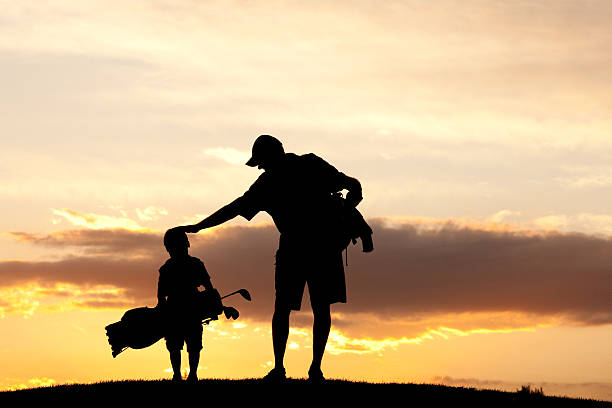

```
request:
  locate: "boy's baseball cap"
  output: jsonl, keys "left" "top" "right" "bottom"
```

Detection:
{"left": 246, "top": 135, "right": 284, "bottom": 167}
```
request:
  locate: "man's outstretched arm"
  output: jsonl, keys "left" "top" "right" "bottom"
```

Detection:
{"left": 181, "top": 198, "right": 242, "bottom": 233}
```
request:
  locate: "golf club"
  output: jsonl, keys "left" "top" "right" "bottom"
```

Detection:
{"left": 221, "top": 289, "right": 251, "bottom": 301}
{"left": 223, "top": 306, "right": 239, "bottom": 320}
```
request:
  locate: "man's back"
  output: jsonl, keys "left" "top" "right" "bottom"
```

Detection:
{"left": 238, "top": 153, "right": 346, "bottom": 237}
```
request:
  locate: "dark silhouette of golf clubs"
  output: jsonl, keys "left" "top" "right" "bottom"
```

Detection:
{"left": 221, "top": 289, "right": 251, "bottom": 301}
{"left": 202, "top": 289, "right": 252, "bottom": 325}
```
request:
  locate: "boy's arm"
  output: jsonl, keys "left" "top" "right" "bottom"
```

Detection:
{"left": 200, "top": 261, "right": 214, "bottom": 292}
{"left": 203, "top": 276, "right": 214, "bottom": 292}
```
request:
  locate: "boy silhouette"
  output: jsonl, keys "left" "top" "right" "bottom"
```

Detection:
{"left": 157, "top": 228, "right": 215, "bottom": 382}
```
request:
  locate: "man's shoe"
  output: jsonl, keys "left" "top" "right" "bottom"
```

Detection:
{"left": 263, "top": 367, "right": 286, "bottom": 382}
{"left": 308, "top": 367, "right": 325, "bottom": 383}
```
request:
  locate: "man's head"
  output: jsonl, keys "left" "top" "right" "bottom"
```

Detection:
{"left": 246, "top": 135, "right": 285, "bottom": 170}
{"left": 164, "top": 228, "right": 190, "bottom": 257}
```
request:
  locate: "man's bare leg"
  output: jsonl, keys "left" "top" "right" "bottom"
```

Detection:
{"left": 272, "top": 305, "right": 291, "bottom": 370}
{"left": 187, "top": 350, "right": 199, "bottom": 381}
{"left": 311, "top": 302, "right": 331, "bottom": 374}
{"left": 169, "top": 350, "right": 182, "bottom": 380}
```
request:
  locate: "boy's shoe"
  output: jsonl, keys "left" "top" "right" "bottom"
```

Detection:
{"left": 307, "top": 367, "right": 325, "bottom": 383}
{"left": 171, "top": 374, "right": 183, "bottom": 382}
{"left": 186, "top": 374, "right": 198, "bottom": 383}
{"left": 262, "top": 367, "right": 286, "bottom": 383}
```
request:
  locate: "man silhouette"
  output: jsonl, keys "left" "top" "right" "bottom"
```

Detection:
{"left": 179, "top": 135, "right": 364, "bottom": 382}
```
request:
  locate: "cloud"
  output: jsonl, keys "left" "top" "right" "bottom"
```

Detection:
{"left": 51, "top": 209, "right": 149, "bottom": 231}
{"left": 9, "top": 229, "right": 163, "bottom": 257}
{"left": 557, "top": 165, "right": 612, "bottom": 188}
{"left": 344, "top": 219, "right": 612, "bottom": 322}
{"left": 202, "top": 147, "right": 250, "bottom": 165}
{"left": 135, "top": 206, "right": 168, "bottom": 221}
{"left": 532, "top": 214, "right": 568, "bottom": 230}
{"left": 531, "top": 213, "right": 612, "bottom": 236}
{"left": 3, "top": 1, "right": 612, "bottom": 234}
{"left": 323, "top": 310, "right": 549, "bottom": 340}
{"left": 325, "top": 326, "right": 535, "bottom": 356}
{"left": 3, "top": 220, "right": 612, "bottom": 335}
{"left": 0, "top": 282, "right": 134, "bottom": 317}
{"left": 0, "top": 257, "right": 158, "bottom": 307}
{"left": 0, "top": 286, "right": 40, "bottom": 318}
{"left": 487, "top": 210, "right": 522, "bottom": 225}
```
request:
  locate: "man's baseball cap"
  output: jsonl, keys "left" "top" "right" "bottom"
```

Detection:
{"left": 246, "top": 135, "right": 284, "bottom": 167}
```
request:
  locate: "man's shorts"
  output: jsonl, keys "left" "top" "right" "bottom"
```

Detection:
{"left": 274, "top": 240, "right": 346, "bottom": 311}
{"left": 165, "top": 318, "right": 203, "bottom": 353}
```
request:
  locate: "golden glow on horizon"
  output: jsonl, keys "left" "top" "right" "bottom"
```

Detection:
{"left": 325, "top": 326, "right": 538, "bottom": 356}
{"left": 0, "top": 283, "right": 129, "bottom": 317}
{"left": 0, "top": 309, "right": 610, "bottom": 400}
{"left": 3, "top": 377, "right": 57, "bottom": 391}
{"left": 0, "top": 285, "right": 40, "bottom": 318}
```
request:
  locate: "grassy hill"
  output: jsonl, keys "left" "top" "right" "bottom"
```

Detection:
{"left": 1, "top": 379, "right": 610, "bottom": 407}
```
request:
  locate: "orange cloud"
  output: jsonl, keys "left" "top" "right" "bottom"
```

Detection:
{"left": 9, "top": 229, "right": 163, "bottom": 258}
{"left": 3, "top": 220, "right": 612, "bottom": 335}
{"left": 325, "top": 325, "right": 538, "bottom": 356}
{"left": 324, "top": 311, "right": 555, "bottom": 340}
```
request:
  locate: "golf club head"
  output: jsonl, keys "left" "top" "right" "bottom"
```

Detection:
{"left": 237, "top": 289, "right": 251, "bottom": 301}
{"left": 223, "top": 306, "right": 239, "bottom": 320}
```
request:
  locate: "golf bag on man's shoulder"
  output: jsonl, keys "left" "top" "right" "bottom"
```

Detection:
{"left": 330, "top": 193, "right": 374, "bottom": 253}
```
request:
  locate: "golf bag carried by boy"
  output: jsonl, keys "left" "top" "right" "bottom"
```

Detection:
{"left": 105, "top": 228, "right": 251, "bottom": 382}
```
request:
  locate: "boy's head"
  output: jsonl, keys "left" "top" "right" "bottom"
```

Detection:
{"left": 164, "top": 228, "right": 190, "bottom": 256}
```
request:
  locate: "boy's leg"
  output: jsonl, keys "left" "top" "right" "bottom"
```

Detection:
{"left": 166, "top": 330, "right": 184, "bottom": 381}
{"left": 185, "top": 323, "right": 203, "bottom": 382}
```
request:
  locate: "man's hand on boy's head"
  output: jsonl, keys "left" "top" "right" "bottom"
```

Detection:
{"left": 176, "top": 224, "right": 199, "bottom": 234}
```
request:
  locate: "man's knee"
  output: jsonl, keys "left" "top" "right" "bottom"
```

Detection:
{"left": 312, "top": 302, "right": 331, "bottom": 321}
{"left": 273, "top": 305, "right": 291, "bottom": 321}
{"left": 273, "top": 297, "right": 292, "bottom": 317}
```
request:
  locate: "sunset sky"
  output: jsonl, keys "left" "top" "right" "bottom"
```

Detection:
{"left": 1, "top": 0, "right": 611, "bottom": 400}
